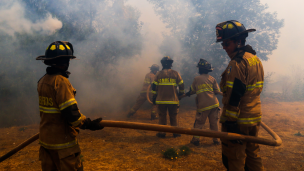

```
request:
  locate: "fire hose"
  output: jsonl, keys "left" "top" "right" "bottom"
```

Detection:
{"left": 146, "top": 84, "right": 153, "bottom": 104}
{"left": 0, "top": 86, "right": 282, "bottom": 162}
{"left": 0, "top": 120, "right": 281, "bottom": 163}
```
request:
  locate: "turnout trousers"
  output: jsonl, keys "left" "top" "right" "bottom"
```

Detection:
{"left": 39, "top": 145, "right": 83, "bottom": 171}
{"left": 193, "top": 107, "right": 220, "bottom": 142}
{"left": 130, "top": 93, "right": 158, "bottom": 117}
{"left": 221, "top": 123, "right": 264, "bottom": 171}
{"left": 158, "top": 104, "right": 179, "bottom": 134}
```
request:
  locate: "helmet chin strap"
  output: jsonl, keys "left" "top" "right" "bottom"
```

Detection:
{"left": 51, "top": 63, "right": 69, "bottom": 72}
{"left": 237, "top": 40, "right": 241, "bottom": 49}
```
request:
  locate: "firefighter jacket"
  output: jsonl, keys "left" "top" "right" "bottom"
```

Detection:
{"left": 220, "top": 45, "right": 264, "bottom": 126}
{"left": 152, "top": 69, "right": 184, "bottom": 104}
{"left": 37, "top": 67, "right": 86, "bottom": 150}
{"left": 189, "top": 74, "right": 221, "bottom": 112}
{"left": 140, "top": 72, "right": 155, "bottom": 93}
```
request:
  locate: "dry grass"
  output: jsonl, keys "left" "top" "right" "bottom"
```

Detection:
{"left": 1, "top": 100, "right": 304, "bottom": 170}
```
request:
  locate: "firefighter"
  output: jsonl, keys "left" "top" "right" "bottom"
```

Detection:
{"left": 36, "top": 41, "right": 104, "bottom": 171}
{"left": 215, "top": 20, "right": 264, "bottom": 171}
{"left": 127, "top": 64, "right": 159, "bottom": 120}
{"left": 185, "top": 59, "right": 223, "bottom": 146}
{"left": 152, "top": 56, "right": 184, "bottom": 138}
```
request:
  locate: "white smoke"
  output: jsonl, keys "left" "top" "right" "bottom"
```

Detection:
{"left": 0, "top": 1, "right": 62, "bottom": 36}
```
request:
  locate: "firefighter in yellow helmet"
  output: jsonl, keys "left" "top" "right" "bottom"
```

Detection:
{"left": 185, "top": 59, "right": 222, "bottom": 146}
{"left": 152, "top": 56, "right": 184, "bottom": 138}
{"left": 36, "top": 41, "right": 104, "bottom": 171}
{"left": 127, "top": 64, "right": 159, "bottom": 120}
{"left": 216, "top": 20, "right": 264, "bottom": 171}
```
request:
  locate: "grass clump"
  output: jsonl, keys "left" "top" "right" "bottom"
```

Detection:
{"left": 163, "top": 147, "right": 179, "bottom": 160}
{"left": 79, "top": 154, "right": 84, "bottom": 162}
{"left": 18, "top": 127, "right": 27, "bottom": 132}
{"left": 162, "top": 146, "right": 192, "bottom": 160}
{"left": 294, "top": 131, "right": 304, "bottom": 137}
{"left": 179, "top": 145, "right": 191, "bottom": 156}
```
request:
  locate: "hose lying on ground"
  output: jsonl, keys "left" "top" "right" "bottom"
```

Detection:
{"left": 146, "top": 84, "right": 153, "bottom": 104}
{"left": 0, "top": 120, "right": 281, "bottom": 163}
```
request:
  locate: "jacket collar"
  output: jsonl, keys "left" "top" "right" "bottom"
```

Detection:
{"left": 228, "top": 45, "right": 256, "bottom": 60}
{"left": 46, "top": 67, "right": 71, "bottom": 78}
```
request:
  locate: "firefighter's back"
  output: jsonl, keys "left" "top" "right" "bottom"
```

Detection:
{"left": 155, "top": 69, "right": 182, "bottom": 104}
{"left": 192, "top": 74, "right": 220, "bottom": 112}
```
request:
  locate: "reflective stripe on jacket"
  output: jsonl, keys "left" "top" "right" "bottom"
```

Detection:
{"left": 220, "top": 45, "right": 264, "bottom": 126}
{"left": 189, "top": 74, "right": 221, "bottom": 112}
{"left": 140, "top": 72, "right": 155, "bottom": 93}
{"left": 152, "top": 69, "right": 184, "bottom": 105}
{"left": 38, "top": 73, "right": 86, "bottom": 150}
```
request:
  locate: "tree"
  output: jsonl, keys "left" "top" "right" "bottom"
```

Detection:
{"left": 148, "top": 0, "right": 284, "bottom": 86}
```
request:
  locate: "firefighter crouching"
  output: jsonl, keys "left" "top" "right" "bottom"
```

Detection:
{"left": 185, "top": 59, "right": 223, "bottom": 146}
{"left": 152, "top": 56, "right": 184, "bottom": 138}
{"left": 216, "top": 21, "right": 264, "bottom": 171}
{"left": 36, "top": 41, "right": 104, "bottom": 171}
{"left": 127, "top": 64, "right": 159, "bottom": 120}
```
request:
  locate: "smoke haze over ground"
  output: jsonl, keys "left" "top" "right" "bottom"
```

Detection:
{"left": 0, "top": 0, "right": 302, "bottom": 127}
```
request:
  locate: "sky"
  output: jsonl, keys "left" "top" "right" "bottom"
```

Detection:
{"left": 126, "top": 0, "right": 304, "bottom": 81}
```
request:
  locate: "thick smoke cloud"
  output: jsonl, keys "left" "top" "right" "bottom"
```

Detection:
{"left": 0, "top": 1, "right": 62, "bottom": 36}
{"left": 0, "top": 0, "right": 287, "bottom": 128}
{"left": 149, "top": 0, "right": 284, "bottom": 89}
{"left": 0, "top": 0, "right": 150, "bottom": 127}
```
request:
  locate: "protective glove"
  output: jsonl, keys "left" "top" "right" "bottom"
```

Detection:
{"left": 80, "top": 118, "right": 104, "bottom": 131}
{"left": 178, "top": 92, "right": 185, "bottom": 100}
{"left": 152, "top": 95, "right": 157, "bottom": 105}
{"left": 185, "top": 91, "right": 191, "bottom": 97}
{"left": 224, "top": 121, "right": 244, "bottom": 145}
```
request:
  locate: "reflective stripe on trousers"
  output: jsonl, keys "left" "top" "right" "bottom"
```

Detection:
{"left": 220, "top": 115, "right": 262, "bottom": 125}
{"left": 156, "top": 101, "right": 179, "bottom": 105}
{"left": 197, "top": 103, "right": 219, "bottom": 112}
{"left": 39, "top": 139, "right": 78, "bottom": 150}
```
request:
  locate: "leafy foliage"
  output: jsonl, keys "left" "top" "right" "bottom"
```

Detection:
{"left": 162, "top": 146, "right": 192, "bottom": 160}
{"left": 163, "top": 147, "right": 179, "bottom": 160}
{"left": 179, "top": 145, "right": 191, "bottom": 156}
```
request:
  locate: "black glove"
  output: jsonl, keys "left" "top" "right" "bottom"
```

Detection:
{"left": 224, "top": 121, "right": 243, "bottom": 144}
{"left": 152, "top": 95, "right": 157, "bottom": 105}
{"left": 185, "top": 91, "right": 191, "bottom": 97}
{"left": 178, "top": 92, "right": 185, "bottom": 100}
{"left": 80, "top": 118, "right": 104, "bottom": 131}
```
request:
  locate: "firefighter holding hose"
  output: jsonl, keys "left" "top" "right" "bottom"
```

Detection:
{"left": 152, "top": 56, "right": 184, "bottom": 138}
{"left": 185, "top": 59, "right": 222, "bottom": 146}
{"left": 36, "top": 41, "right": 104, "bottom": 171}
{"left": 216, "top": 21, "right": 264, "bottom": 170}
{"left": 127, "top": 64, "right": 159, "bottom": 120}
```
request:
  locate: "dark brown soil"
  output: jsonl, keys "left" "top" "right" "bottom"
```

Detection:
{"left": 1, "top": 101, "right": 304, "bottom": 170}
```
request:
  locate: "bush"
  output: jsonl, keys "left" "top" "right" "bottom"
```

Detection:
{"left": 162, "top": 146, "right": 192, "bottom": 160}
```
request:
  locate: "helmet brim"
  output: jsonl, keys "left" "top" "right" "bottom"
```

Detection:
{"left": 197, "top": 66, "right": 214, "bottom": 71}
{"left": 216, "top": 29, "right": 256, "bottom": 42}
{"left": 36, "top": 55, "right": 77, "bottom": 60}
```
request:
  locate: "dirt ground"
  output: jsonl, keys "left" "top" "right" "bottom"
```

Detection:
{"left": 1, "top": 100, "right": 304, "bottom": 171}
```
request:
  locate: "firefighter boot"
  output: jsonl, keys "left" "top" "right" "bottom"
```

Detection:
{"left": 213, "top": 140, "right": 220, "bottom": 145}
{"left": 151, "top": 112, "right": 158, "bottom": 120}
{"left": 190, "top": 136, "right": 200, "bottom": 146}
{"left": 173, "top": 134, "right": 181, "bottom": 138}
{"left": 156, "top": 132, "right": 166, "bottom": 138}
{"left": 127, "top": 109, "right": 136, "bottom": 118}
